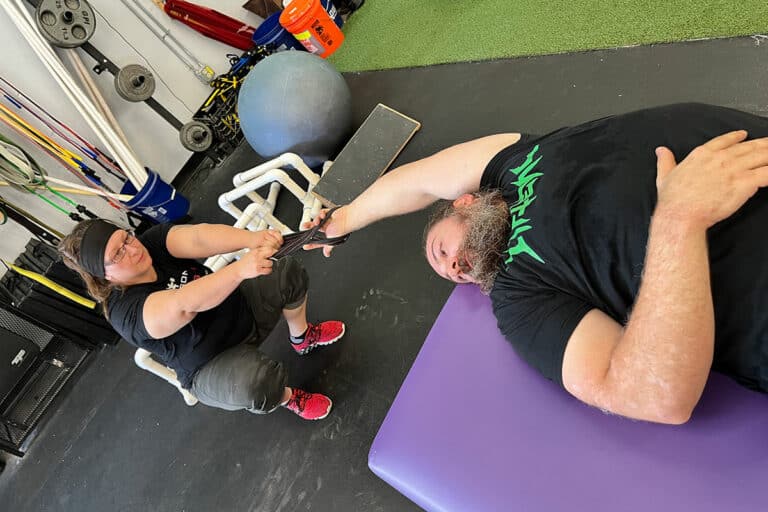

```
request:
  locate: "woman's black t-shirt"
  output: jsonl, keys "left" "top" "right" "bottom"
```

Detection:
{"left": 107, "top": 224, "right": 252, "bottom": 388}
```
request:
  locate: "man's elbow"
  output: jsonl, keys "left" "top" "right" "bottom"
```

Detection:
{"left": 597, "top": 402, "right": 693, "bottom": 425}
{"left": 600, "top": 402, "right": 693, "bottom": 425}
{"left": 637, "top": 397, "right": 696, "bottom": 425}
{"left": 595, "top": 383, "right": 697, "bottom": 425}
{"left": 654, "top": 407, "right": 693, "bottom": 425}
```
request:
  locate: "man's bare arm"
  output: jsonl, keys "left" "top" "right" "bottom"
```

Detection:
{"left": 343, "top": 133, "right": 521, "bottom": 232}
{"left": 308, "top": 134, "right": 520, "bottom": 248}
{"left": 563, "top": 131, "right": 768, "bottom": 423}
{"left": 563, "top": 214, "right": 712, "bottom": 424}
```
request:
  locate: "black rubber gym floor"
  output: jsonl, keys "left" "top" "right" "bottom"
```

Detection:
{"left": 1, "top": 35, "right": 766, "bottom": 511}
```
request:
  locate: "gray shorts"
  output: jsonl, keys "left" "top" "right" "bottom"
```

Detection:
{"left": 190, "top": 257, "right": 308, "bottom": 414}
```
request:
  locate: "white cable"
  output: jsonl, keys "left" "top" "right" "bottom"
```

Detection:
{"left": 0, "top": 138, "right": 133, "bottom": 201}
{"left": 5, "top": 4, "right": 130, "bottom": 173}
{"left": 12, "top": 0, "right": 147, "bottom": 186}
{"left": 6, "top": 1, "right": 146, "bottom": 186}
{"left": 0, "top": 140, "right": 35, "bottom": 185}
{"left": 1, "top": 0, "right": 149, "bottom": 188}
{"left": 0, "top": 179, "right": 133, "bottom": 201}
{"left": 43, "top": 175, "right": 132, "bottom": 201}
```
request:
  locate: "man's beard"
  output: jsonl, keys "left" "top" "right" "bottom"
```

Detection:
{"left": 458, "top": 190, "right": 509, "bottom": 293}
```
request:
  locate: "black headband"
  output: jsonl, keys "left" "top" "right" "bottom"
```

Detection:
{"left": 78, "top": 220, "right": 120, "bottom": 278}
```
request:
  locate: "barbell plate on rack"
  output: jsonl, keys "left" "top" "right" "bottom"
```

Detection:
{"left": 179, "top": 121, "right": 214, "bottom": 152}
{"left": 35, "top": 0, "right": 96, "bottom": 49}
{"left": 114, "top": 64, "right": 156, "bottom": 102}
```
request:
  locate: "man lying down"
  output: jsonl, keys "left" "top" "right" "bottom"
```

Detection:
{"left": 307, "top": 103, "right": 768, "bottom": 425}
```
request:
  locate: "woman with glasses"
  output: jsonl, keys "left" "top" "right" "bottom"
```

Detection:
{"left": 58, "top": 219, "right": 345, "bottom": 420}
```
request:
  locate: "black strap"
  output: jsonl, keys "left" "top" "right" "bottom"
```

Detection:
{"left": 0, "top": 198, "right": 61, "bottom": 246}
{"left": 272, "top": 207, "right": 350, "bottom": 259}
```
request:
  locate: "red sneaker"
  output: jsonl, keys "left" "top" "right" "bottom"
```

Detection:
{"left": 291, "top": 321, "right": 346, "bottom": 355}
{"left": 283, "top": 389, "right": 332, "bottom": 420}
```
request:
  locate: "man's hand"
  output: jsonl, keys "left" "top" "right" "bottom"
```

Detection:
{"left": 248, "top": 229, "right": 283, "bottom": 252}
{"left": 655, "top": 131, "right": 768, "bottom": 230}
{"left": 301, "top": 206, "right": 350, "bottom": 257}
{"left": 561, "top": 131, "right": 768, "bottom": 423}
{"left": 236, "top": 246, "right": 278, "bottom": 279}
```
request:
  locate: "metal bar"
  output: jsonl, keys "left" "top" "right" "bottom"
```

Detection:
{"left": 25, "top": 0, "right": 183, "bottom": 131}
{"left": 78, "top": 42, "right": 183, "bottom": 130}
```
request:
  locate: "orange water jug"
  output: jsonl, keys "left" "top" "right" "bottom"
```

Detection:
{"left": 279, "top": 0, "right": 344, "bottom": 58}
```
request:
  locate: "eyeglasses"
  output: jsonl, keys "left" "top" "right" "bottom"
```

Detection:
{"left": 105, "top": 231, "right": 135, "bottom": 266}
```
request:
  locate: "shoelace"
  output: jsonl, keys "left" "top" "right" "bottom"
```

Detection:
{"left": 288, "top": 389, "right": 310, "bottom": 412}
{"left": 304, "top": 323, "right": 323, "bottom": 344}
{"left": 272, "top": 207, "right": 350, "bottom": 259}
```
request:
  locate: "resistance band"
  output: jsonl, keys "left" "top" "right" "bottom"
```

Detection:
{"left": 0, "top": 76, "right": 125, "bottom": 181}
{"left": 3, "top": 260, "right": 96, "bottom": 309}
{"left": 273, "top": 207, "right": 350, "bottom": 259}
{"left": 0, "top": 104, "right": 126, "bottom": 212}
{"left": 0, "top": 135, "right": 98, "bottom": 221}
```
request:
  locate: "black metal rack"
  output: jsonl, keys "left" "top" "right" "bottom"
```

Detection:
{"left": 0, "top": 304, "right": 90, "bottom": 457}
{"left": 0, "top": 239, "right": 118, "bottom": 349}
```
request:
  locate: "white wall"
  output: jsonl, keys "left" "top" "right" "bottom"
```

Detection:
{"left": 0, "top": 0, "right": 264, "bottom": 272}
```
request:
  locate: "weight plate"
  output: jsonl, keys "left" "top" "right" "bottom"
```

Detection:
{"left": 114, "top": 64, "right": 156, "bottom": 102}
{"left": 35, "top": 0, "right": 96, "bottom": 48}
{"left": 179, "top": 121, "right": 214, "bottom": 152}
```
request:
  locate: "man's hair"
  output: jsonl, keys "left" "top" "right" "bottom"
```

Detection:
{"left": 424, "top": 190, "right": 509, "bottom": 293}
{"left": 58, "top": 220, "right": 121, "bottom": 318}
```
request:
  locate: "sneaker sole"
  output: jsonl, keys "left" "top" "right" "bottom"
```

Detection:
{"left": 294, "top": 324, "right": 346, "bottom": 355}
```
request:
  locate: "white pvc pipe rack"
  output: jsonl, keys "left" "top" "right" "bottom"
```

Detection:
{"left": 219, "top": 153, "right": 325, "bottom": 232}
{"left": 204, "top": 184, "right": 281, "bottom": 271}
{"left": 134, "top": 348, "right": 198, "bottom": 406}
{"left": 205, "top": 153, "right": 330, "bottom": 272}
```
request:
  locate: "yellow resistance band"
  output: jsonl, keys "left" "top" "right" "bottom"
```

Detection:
{"left": 5, "top": 261, "right": 96, "bottom": 309}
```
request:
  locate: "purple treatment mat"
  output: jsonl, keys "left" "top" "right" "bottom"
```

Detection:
{"left": 369, "top": 284, "right": 768, "bottom": 512}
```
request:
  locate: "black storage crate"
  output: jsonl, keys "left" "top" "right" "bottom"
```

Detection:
{"left": 0, "top": 239, "right": 118, "bottom": 348}
{"left": 0, "top": 305, "right": 90, "bottom": 457}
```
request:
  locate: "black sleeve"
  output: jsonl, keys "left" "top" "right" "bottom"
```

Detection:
{"left": 480, "top": 133, "right": 540, "bottom": 190}
{"left": 107, "top": 287, "right": 176, "bottom": 362}
{"left": 138, "top": 223, "right": 174, "bottom": 260}
{"left": 491, "top": 284, "right": 592, "bottom": 387}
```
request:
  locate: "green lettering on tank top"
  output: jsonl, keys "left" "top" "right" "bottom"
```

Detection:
{"left": 505, "top": 145, "right": 545, "bottom": 265}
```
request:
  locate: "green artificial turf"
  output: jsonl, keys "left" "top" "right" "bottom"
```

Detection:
{"left": 329, "top": 0, "right": 768, "bottom": 71}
